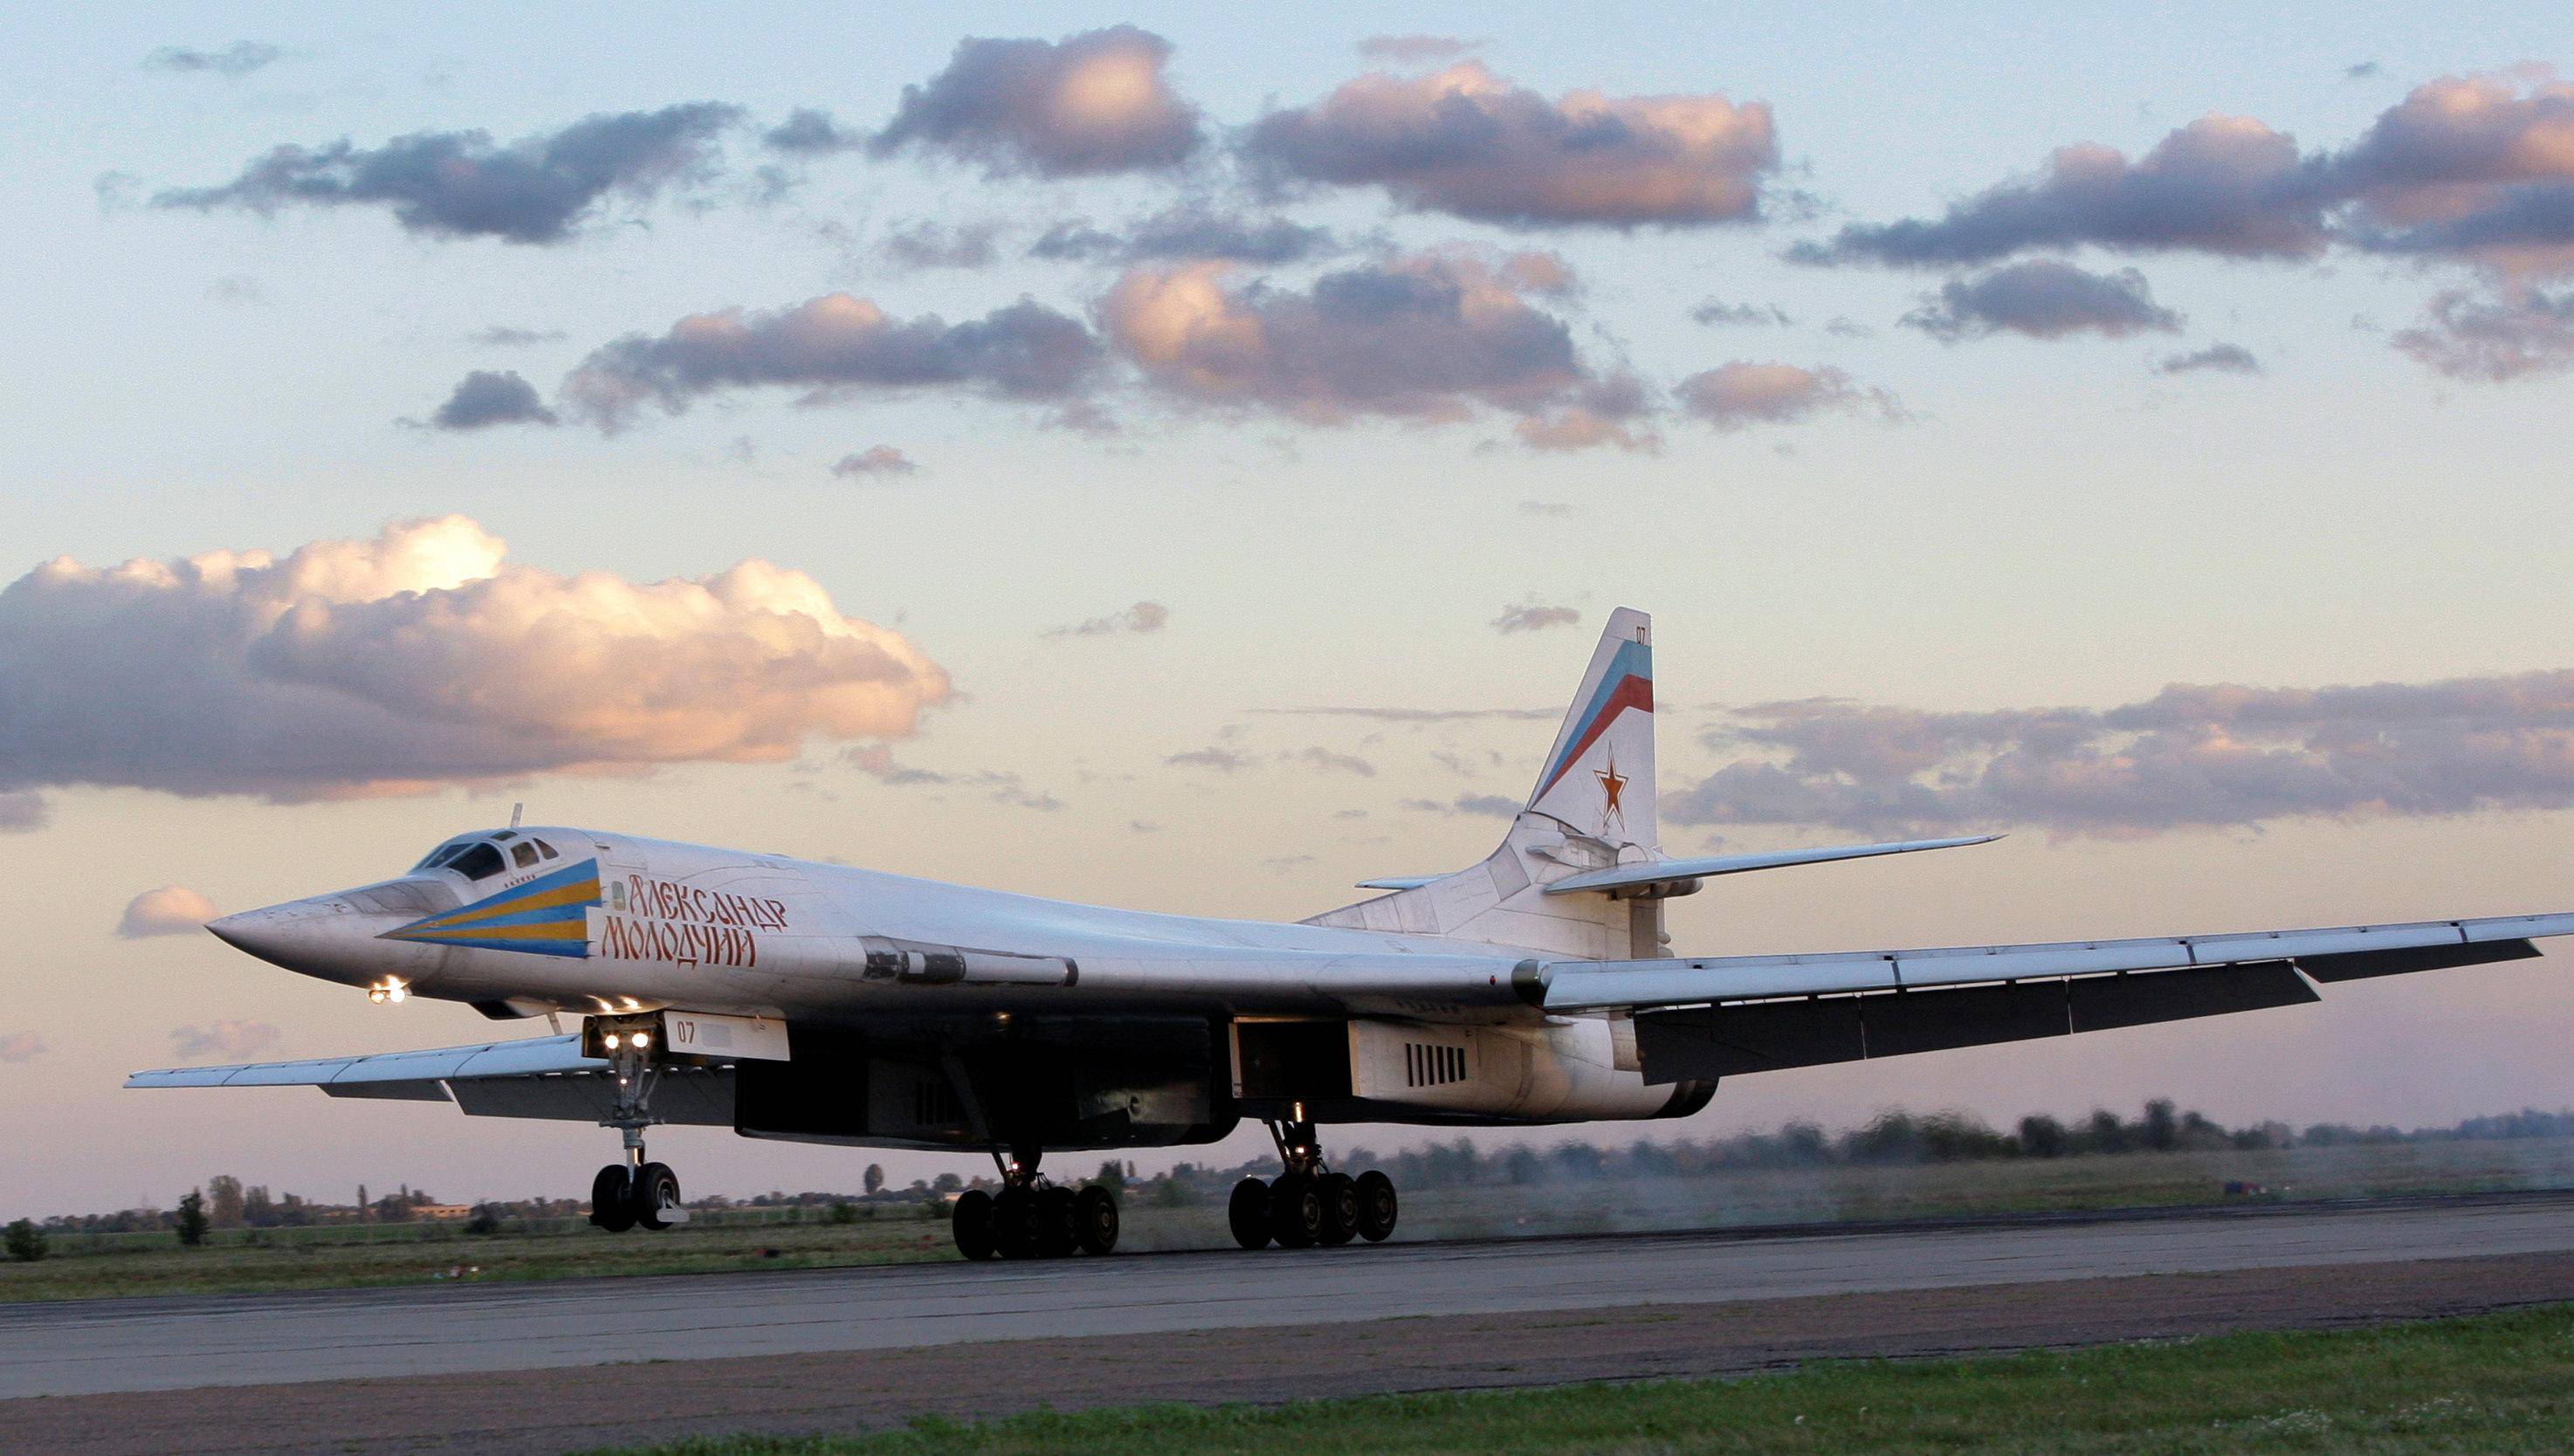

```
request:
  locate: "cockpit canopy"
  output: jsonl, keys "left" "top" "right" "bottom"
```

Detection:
{"left": 410, "top": 828, "right": 565, "bottom": 883}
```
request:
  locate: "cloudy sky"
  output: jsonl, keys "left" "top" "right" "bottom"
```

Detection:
{"left": 7, "top": 3, "right": 2574, "bottom": 1218}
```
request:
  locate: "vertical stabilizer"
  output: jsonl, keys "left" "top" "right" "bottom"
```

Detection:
{"left": 1304, "top": 608, "right": 1668, "bottom": 959}
{"left": 1524, "top": 608, "right": 1655, "bottom": 852}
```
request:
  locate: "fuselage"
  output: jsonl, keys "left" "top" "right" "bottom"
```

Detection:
{"left": 212, "top": 825, "right": 1540, "bottom": 1027}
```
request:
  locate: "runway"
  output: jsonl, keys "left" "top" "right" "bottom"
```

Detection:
{"left": 7, "top": 1191, "right": 2574, "bottom": 1400}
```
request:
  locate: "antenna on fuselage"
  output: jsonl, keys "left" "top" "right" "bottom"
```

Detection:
{"left": 509, "top": 801, "right": 524, "bottom": 829}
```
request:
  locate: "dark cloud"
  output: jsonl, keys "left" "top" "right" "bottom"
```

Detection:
{"left": 1512, "top": 373, "right": 1661, "bottom": 453}
{"left": 1808, "top": 75, "right": 2574, "bottom": 284}
{"left": 2158, "top": 341, "right": 2263, "bottom": 374}
{"left": 1491, "top": 602, "right": 1580, "bottom": 634}
{"left": 871, "top": 26, "right": 1202, "bottom": 177}
{"left": 0, "top": 792, "right": 45, "bottom": 832}
{"left": 1676, "top": 361, "right": 1902, "bottom": 431}
{"left": 1692, "top": 299, "right": 1793, "bottom": 326}
{"left": 1292, "top": 746, "right": 1376, "bottom": 777}
{"left": 1903, "top": 260, "right": 2183, "bottom": 341}
{"left": 1167, "top": 745, "right": 1256, "bottom": 772}
{"left": 762, "top": 107, "right": 863, "bottom": 154}
{"left": 2393, "top": 286, "right": 2574, "bottom": 381}
{"left": 156, "top": 103, "right": 742, "bottom": 244}
{"left": 1102, "top": 251, "right": 1594, "bottom": 424}
{"left": 2329, "top": 76, "right": 2574, "bottom": 272}
{"left": 2346, "top": 62, "right": 2384, "bottom": 80}
{"left": 0, "top": 517, "right": 949, "bottom": 801}
{"left": 1243, "top": 62, "right": 1776, "bottom": 229}
{"left": 1803, "top": 116, "right": 2330, "bottom": 266}
{"left": 1357, "top": 35, "right": 1479, "bottom": 63}
{"left": 1032, "top": 206, "right": 1338, "bottom": 265}
{"left": 146, "top": 42, "right": 281, "bottom": 77}
{"left": 561, "top": 293, "right": 1103, "bottom": 429}
{"left": 427, "top": 369, "right": 556, "bottom": 429}
{"left": 468, "top": 326, "right": 567, "bottom": 347}
{"left": 1669, "top": 670, "right": 2574, "bottom": 837}
{"left": 171, "top": 1020, "right": 279, "bottom": 1061}
{"left": 831, "top": 445, "right": 919, "bottom": 477}
{"left": 1045, "top": 601, "right": 1168, "bottom": 638}
{"left": 878, "top": 219, "right": 1001, "bottom": 271}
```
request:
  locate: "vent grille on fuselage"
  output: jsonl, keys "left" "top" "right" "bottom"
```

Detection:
{"left": 1404, "top": 1041, "right": 1466, "bottom": 1089}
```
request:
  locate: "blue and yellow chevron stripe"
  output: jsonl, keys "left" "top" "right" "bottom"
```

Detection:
{"left": 381, "top": 858, "right": 600, "bottom": 958}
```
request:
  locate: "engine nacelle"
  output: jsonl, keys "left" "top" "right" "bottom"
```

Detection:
{"left": 1232, "top": 1016, "right": 1712, "bottom": 1124}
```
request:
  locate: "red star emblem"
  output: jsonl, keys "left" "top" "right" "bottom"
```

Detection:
{"left": 1595, "top": 756, "right": 1628, "bottom": 828}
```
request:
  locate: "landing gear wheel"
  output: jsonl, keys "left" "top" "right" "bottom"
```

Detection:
{"left": 991, "top": 1188, "right": 1039, "bottom": 1260}
{"left": 1036, "top": 1186, "right": 1079, "bottom": 1258}
{"left": 1354, "top": 1170, "right": 1398, "bottom": 1243}
{"left": 952, "top": 1189, "right": 997, "bottom": 1260}
{"left": 1228, "top": 1177, "right": 1273, "bottom": 1250}
{"left": 588, "top": 1164, "right": 637, "bottom": 1233}
{"left": 632, "top": 1162, "right": 682, "bottom": 1231}
{"left": 1270, "top": 1172, "right": 1325, "bottom": 1249}
{"left": 1315, "top": 1172, "right": 1359, "bottom": 1247}
{"left": 1074, "top": 1185, "right": 1120, "bottom": 1254}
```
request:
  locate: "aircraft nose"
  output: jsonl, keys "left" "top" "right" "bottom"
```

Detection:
{"left": 204, "top": 895, "right": 371, "bottom": 979}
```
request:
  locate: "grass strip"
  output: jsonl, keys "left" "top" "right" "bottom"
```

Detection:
{"left": 588, "top": 1302, "right": 2574, "bottom": 1455}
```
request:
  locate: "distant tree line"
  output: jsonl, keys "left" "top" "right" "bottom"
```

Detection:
{"left": 1324, "top": 1102, "right": 2574, "bottom": 1193}
{"left": 15, "top": 1105, "right": 2574, "bottom": 1245}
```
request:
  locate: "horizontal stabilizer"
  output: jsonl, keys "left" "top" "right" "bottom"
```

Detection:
{"left": 1353, "top": 875, "right": 1443, "bottom": 891}
{"left": 1541, "top": 834, "right": 2001, "bottom": 896}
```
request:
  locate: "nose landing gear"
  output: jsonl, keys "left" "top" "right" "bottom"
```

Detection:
{"left": 584, "top": 1020, "right": 689, "bottom": 1233}
{"left": 1230, "top": 1118, "right": 1396, "bottom": 1251}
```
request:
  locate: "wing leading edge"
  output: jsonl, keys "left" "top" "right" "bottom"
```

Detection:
{"left": 1537, "top": 911, "right": 2574, "bottom": 1083}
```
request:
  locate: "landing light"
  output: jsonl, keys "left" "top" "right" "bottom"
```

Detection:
{"left": 630, "top": 1030, "right": 651, "bottom": 1049}
{"left": 604, "top": 1033, "right": 623, "bottom": 1050}
{"left": 366, "top": 978, "right": 409, "bottom": 1005}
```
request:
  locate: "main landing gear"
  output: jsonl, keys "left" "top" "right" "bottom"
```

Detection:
{"left": 950, "top": 1146, "right": 1120, "bottom": 1260}
{"left": 586, "top": 1021, "right": 689, "bottom": 1233}
{"left": 1229, "top": 1118, "right": 1396, "bottom": 1251}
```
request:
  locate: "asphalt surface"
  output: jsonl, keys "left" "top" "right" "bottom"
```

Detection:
{"left": 7, "top": 1191, "right": 2574, "bottom": 1400}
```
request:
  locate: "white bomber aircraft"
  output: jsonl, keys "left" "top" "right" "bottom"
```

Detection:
{"left": 134, "top": 610, "right": 2574, "bottom": 1260}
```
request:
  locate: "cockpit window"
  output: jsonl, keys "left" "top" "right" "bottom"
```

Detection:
{"left": 510, "top": 842, "right": 539, "bottom": 869}
{"left": 447, "top": 842, "right": 506, "bottom": 881}
{"left": 492, "top": 830, "right": 518, "bottom": 841}
{"left": 411, "top": 840, "right": 471, "bottom": 871}
{"left": 533, "top": 839, "right": 559, "bottom": 860}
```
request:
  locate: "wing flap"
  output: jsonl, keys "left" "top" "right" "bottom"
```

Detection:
{"left": 1633, "top": 960, "right": 2321, "bottom": 1082}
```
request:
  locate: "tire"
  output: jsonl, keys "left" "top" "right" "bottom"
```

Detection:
{"left": 1354, "top": 1170, "right": 1398, "bottom": 1243}
{"left": 1074, "top": 1185, "right": 1120, "bottom": 1255}
{"left": 992, "top": 1188, "right": 1037, "bottom": 1260}
{"left": 633, "top": 1162, "right": 682, "bottom": 1232}
{"left": 588, "top": 1164, "right": 636, "bottom": 1233}
{"left": 1036, "top": 1186, "right": 1079, "bottom": 1258}
{"left": 1315, "top": 1172, "right": 1359, "bottom": 1247}
{"left": 951, "top": 1189, "right": 997, "bottom": 1260}
{"left": 1270, "top": 1173, "right": 1325, "bottom": 1249}
{"left": 1228, "top": 1178, "right": 1273, "bottom": 1250}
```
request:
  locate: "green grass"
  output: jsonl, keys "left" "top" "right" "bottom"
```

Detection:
{"left": 588, "top": 1303, "right": 2574, "bottom": 1455}
{"left": 0, "top": 1209, "right": 955, "bottom": 1301}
